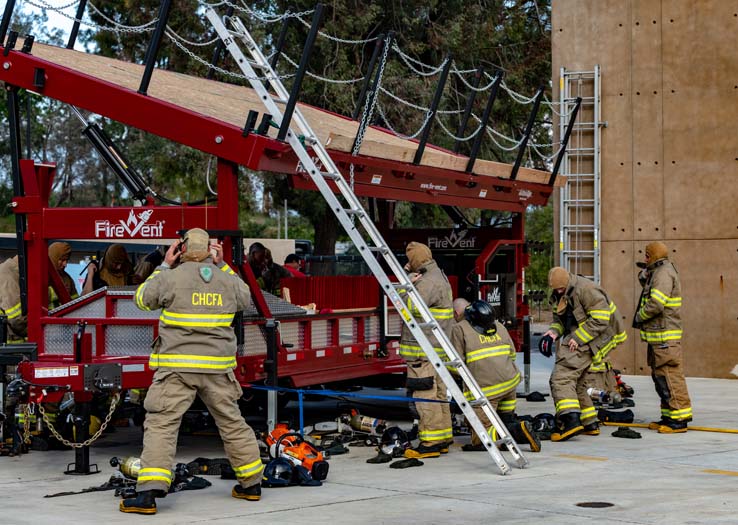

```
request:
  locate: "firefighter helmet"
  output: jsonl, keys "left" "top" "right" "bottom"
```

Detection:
{"left": 262, "top": 457, "right": 294, "bottom": 488}
{"left": 464, "top": 300, "right": 497, "bottom": 335}
{"left": 380, "top": 426, "right": 410, "bottom": 457}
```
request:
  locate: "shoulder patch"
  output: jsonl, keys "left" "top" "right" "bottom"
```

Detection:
{"left": 199, "top": 266, "right": 213, "bottom": 283}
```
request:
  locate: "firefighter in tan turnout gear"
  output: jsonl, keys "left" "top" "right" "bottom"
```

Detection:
{"left": 120, "top": 229, "right": 262, "bottom": 515}
{"left": 399, "top": 242, "right": 454, "bottom": 459}
{"left": 634, "top": 241, "right": 692, "bottom": 433}
{"left": 450, "top": 300, "right": 540, "bottom": 453}
{"left": 0, "top": 256, "right": 26, "bottom": 342}
{"left": 541, "top": 267, "right": 627, "bottom": 441}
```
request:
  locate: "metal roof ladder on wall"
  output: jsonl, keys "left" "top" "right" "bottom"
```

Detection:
{"left": 558, "top": 66, "right": 602, "bottom": 282}
{"left": 205, "top": 7, "right": 528, "bottom": 475}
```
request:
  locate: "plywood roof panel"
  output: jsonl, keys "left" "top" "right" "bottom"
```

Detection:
{"left": 31, "top": 43, "right": 556, "bottom": 187}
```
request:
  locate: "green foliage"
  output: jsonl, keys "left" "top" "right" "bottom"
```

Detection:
{"left": 525, "top": 201, "right": 553, "bottom": 292}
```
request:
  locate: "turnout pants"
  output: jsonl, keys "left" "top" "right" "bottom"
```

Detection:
{"left": 648, "top": 342, "right": 692, "bottom": 422}
{"left": 549, "top": 346, "right": 597, "bottom": 426}
{"left": 136, "top": 370, "right": 262, "bottom": 494}
{"left": 407, "top": 359, "right": 453, "bottom": 446}
{"left": 469, "top": 389, "right": 516, "bottom": 446}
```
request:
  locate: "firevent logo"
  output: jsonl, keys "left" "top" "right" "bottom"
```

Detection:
{"left": 94, "top": 209, "right": 164, "bottom": 238}
{"left": 427, "top": 230, "right": 476, "bottom": 249}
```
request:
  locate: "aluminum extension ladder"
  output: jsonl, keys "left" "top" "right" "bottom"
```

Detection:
{"left": 558, "top": 66, "right": 602, "bottom": 282}
{"left": 205, "top": 8, "right": 527, "bottom": 475}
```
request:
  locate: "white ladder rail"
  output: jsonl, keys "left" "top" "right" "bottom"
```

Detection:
{"left": 206, "top": 9, "right": 528, "bottom": 475}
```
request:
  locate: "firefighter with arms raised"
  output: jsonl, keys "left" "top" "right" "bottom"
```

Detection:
{"left": 120, "top": 228, "right": 262, "bottom": 515}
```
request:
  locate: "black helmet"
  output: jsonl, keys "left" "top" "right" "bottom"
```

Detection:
{"left": 262, "top": 458, "right": 293, "bottom": 488}
{"left": 532, "top": 413, "right": 556, "bottom": 433}
{"left": 380, "top": 426, "right": 410, "bottom": 457}
{"left": 464, "top": 300, "right": 497, "bottom": 335}
{"left": 5, "top": 378, "right": 26, "bottom": 404}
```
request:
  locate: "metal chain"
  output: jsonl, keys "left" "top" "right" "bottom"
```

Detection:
{"left": 281, "top": 53, "right": 365, "bottom": 84}
{"left": 434, "top": 113, "right": 483, "bottom": 142}
{"left": 166, "top": 26, "right": 220, "bottom": 47}
{"left": 294, "top": 16, "right": 378, "bottom": 44}
{"left": 378, "top": 87, "right": 463, "bottom": 115}
{"left": 203, "top": 0, "right": 314, "bottom": 24}
{"left": 166, "top": 31, "right": 294, "bottom": 82}
{"left": 452, "top": 64, "right": 500, "bottom": 92}
{"left": 376, "top": 104, "right": 433, "bottom": 141}
{"left": 392, "top": 43, "right": 449, "bottom": 77}
{"left": 38, "top": 392, "right": 120, "bottom": 449}
{"left": 22, "top": 402, "right": 34, "bottom": 445}
{"left": 24, "top": 0, "right": 157, "bottom": 33}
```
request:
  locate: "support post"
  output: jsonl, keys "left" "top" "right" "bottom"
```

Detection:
{"left": 523, "top": 315, "right": 531, "bottom": 395}
{"left": 466, "top": 72, "right": 502, "bottom": 173}
{"left": 64, "top": 400, "right": 99, "bottom": 475}
{"left": 412, "top": 54, "right": 453, "bottom": 165}
{"left": 138, "top": 0, "right": 173, "bottom": 95}
{"left": 6, "top": 86, "right": 27, "bottom": 315}
{"left": 351, "top": 32, "right": 393, "bottom": 153}
{"left": 269, "top": 15, "right": 291, "bottom": 71}
{"left": 0, "top": 0, "right": 15, "bottom": 46}
{"left": 510, "top": 87, "right": 544, "bottom": 180}
{"left": 352, "top": 33, "right": 384, "bottom": 120}
{"left": 66, "top": 0, "right": 88, "bottom": 49}
{"left": 453, "top": 66, "right": 483, "bottom": 153}
{"left": 264, "top": 319, "right": 278, "bottom": 432}
{"left": 549, "top": 96, "right": 582, "bottom": 186}
{"left": 206, "top": 4, "right": 234, "bottom": 80}
{"left": 277, "top": 4, "right": 324, "bottom": 142}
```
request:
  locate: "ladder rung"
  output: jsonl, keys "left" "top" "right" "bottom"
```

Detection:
{"left": 368, "top": 246, "right": 389, "bottom": 255}
{"left": 416, "top": 322, "right": 435, "bottom": 329}
{"left": 321, "top": 171, "right": 341, "bottom": 180}
{"left": 469, "top": 398, "right": 487, "bottom": 407}
{"left": 343, "top": 208, "right": 364, "bottom": 216}
{"left": 445, "top": 359, "right": 462, "bottom": 368}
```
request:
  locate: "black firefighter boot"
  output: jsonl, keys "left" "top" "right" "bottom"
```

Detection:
{"left": 119, "top": 490, "right": 158, "bottom": 515}
{"left": 232, "top": 483, "right": 262, "bottom": 501}
{"left": 501, "top": 413, "right": 542, "bottom": 452}
{"left": 551, "top": 412, "right": 584, "bottom": 442}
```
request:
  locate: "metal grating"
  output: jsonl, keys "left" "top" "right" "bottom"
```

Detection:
{"left": 43, "top": 324, "right": 96, "bottom": 355}
{"left": 364, "top": 316, "right": 380, "bottom": 341}
{"left": 387, "top": 312, "right": 403, "bottom": 336}
{"left": 338, "top": 317, "right": 356, "bottom": 345}
{"left": 279, "top": 321, "right": 304, "bottom": 350}
{"left": 311, "top": 319, "right": 331, "bottom": 348}
{"left": 116, "top": 299, "right": 159, "bottom": 319}
{"left": 104, "top": 325, "right": 154, "bottom": 356}
{"left": 242, "top": 291, "right": 307, "bottom": 320}
{"left": 244, "top": 324, "right": 266, "bottom": 355}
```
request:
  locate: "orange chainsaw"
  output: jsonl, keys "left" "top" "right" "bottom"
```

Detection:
{"left": 266, "top": 423, "right": 329, "bottom": 481}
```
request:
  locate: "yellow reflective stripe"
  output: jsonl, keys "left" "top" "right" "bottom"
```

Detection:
{"left": 661, "top": 407, "right": 692, "bottom": 420}
{"left": 149, "top": 353, "right": 236, "bottom": 370}
{"left": 589, "top": 362, "right": 606, "bottom": 372}
{"left": 640, "top": 329, "right": 683, "bottom": 343}
{"left": 220, "top": 263, "right": 236, "bottom": 276}
{"left": 592, "top": 331, "right": 628, "bottom": 363}
{"left": 429, "top": 307, "right": 453, "bottom": 320}
{"left": 160, "top": 309, "right": 234, "bottom": 327}
{"left": 5, "top": 302, "right": 22, "bottom": 319}
{"left": 575, "top": 325, "right": 594, "bottom": 343}
{"left": 556, "top": 398, "right": 580, "bottom": 412}
{"left": 551, "top": 322, "right": 564, "bottom": 334}
{"left": 399, "top": 344, "right": 427, "bottom": 358}
{"left": 138, "top": 467, "right": 172, "bottom": 485}
{"left": 581, "top": 407, "right": 597, "bottom": 418}
{"left": 497, "top": 399, "right": 516, "bottom": 412}
{"left": 418, "top": 428, "right": 453, "bottom": 441}
{"left": 650, "top": 289, "right": 682, "bottom": 308}
{"left": 465, "top": 373, "right": 521, "bottom": 400}
{"left": 466, "top": 344, "right": 512, "bottom": 363}
{"left": 135, "top": 270, "right": 160, "bottom": 311}
{"left": 233, "top": 459, "right": 264, "bottom": 478}
{"left": 588, "top": 302, "right": 616, "bottom": 321}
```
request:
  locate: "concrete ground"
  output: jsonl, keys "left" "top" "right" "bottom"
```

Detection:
{"left": 3, "top": 351, "right": 738, "bottom": 524}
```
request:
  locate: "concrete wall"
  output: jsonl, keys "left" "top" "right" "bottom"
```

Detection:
{"left": 552, "top": 0, "right": 738, "bottom": 378}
